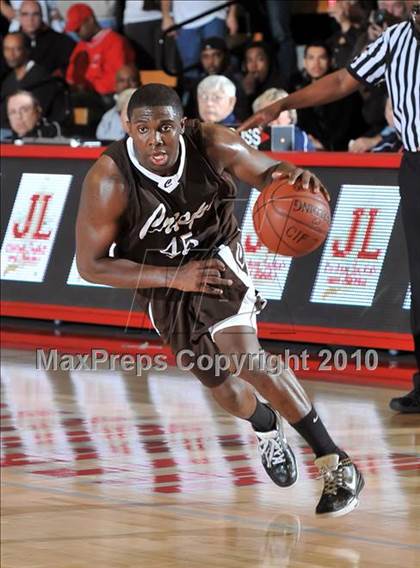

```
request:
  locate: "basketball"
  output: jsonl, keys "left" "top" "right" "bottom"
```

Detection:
{"left": 253, "top": 178, "right": 331, "bottom": 257}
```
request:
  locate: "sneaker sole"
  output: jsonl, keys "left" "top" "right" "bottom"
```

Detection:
{"left": 389, "top": 403, "right": 420, "bottom": 414}
{"left": 316, "top": 496, "right": 360, "bottom": 518}
{"left": 316, "top": 472, "right": 365, "bottom": 518}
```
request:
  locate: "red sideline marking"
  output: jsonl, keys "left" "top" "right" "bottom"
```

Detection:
{"left": 267, "top": 151, "right": 401, "bottom": 168}
{"left": 0, "top": 330, "right": 415, "bottom": 388}
{"left": 257, "top": 322, "right": 413, "bottom": 351}
{"left": 1, "top": 308, "right": 414, "bottom": 351}
{"left": 1, "top": 144, "right": 401, "bottom": 168}
{"left": 1, "top": 301, "right": 152, "bottom": 329}
{"left": 1, "top": 144, "right": 107, "bottom": 160}
{"left": 31, "top": 467, "right": 104, "bottom": 477}
{"left": 1, "top": 328, "right": 175, "bottom": 364}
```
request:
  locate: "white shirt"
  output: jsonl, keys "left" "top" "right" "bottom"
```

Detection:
{"left": 172, "top": 1, "right": 227, "bottom": 29}
{"left": 96, "top": 106, "right": 125, "bottom": 141}
{"left": 123, "top": 0, "right": 162, "bottom": 25}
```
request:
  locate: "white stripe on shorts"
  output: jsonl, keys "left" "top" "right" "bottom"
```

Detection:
{"left": 208, "top": 243, "right": 258, "bottom": 340}
{"left": 148, "top": 302, "right": 160, "bottom": 336}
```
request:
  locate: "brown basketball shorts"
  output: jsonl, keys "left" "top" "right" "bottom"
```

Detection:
{"left": 146, "top": 235, "right": 266, "bottom": 387}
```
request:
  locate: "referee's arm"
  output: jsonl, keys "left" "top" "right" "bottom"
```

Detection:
{"left": 238, "top": 32, "right": 390, "bottom": 132}
{"left": 237, "top": 68, "right": 361, "bottom": 131}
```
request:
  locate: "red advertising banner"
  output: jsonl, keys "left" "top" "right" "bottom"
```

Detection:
{"left": 1, "top": 173, "right": 71, "bottom": 282}
{"left": 311, "top": 184, "right": 400, "bottom": 306}
{"left": 241, "top": 188, "right": 293, "bottom": 300}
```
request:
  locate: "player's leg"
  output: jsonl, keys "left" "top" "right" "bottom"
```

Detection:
{"left": 208, "top": 373, "right": 257, "bottom": 419}
{"left": 209, "top": 373, "right": 298, "bottom": 487}
{"left": 212, "top": 325, "right": 364, "bottom": 517}
{"left": 148, "top": 294, "right": 297, "bottom": 488}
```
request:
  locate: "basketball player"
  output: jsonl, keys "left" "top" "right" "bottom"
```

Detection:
{"left": 76, "top": 84, "right": 364, "bottom": 517}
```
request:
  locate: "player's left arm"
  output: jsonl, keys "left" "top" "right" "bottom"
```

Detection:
{"left": 204, "top": 124, "right": 329, "bottom": 201}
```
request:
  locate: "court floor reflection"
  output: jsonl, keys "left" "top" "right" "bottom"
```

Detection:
{"left": 1, "top": 348, "right": 420, "bottom": 568}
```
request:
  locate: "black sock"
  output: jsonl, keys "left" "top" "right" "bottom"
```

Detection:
{"left": 291, "top": 406, "right": 346, "bottom": 459}
{"left": 246, "top": 398, "right": 277, "bottom": 432}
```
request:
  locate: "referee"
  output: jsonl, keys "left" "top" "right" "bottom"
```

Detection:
{"left": 239, "top": 2, "right": 420, "bottom": 413}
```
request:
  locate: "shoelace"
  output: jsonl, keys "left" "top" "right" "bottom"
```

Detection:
{"left": 258, "top": 437, "right": 286, "bottom": 468}
{"left": 317, "top": 463, "right": 347, "bottom": 495}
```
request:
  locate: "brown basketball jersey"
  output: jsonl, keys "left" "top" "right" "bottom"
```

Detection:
{"left": 104, "top": 120, "right": 240, "bottom": 299}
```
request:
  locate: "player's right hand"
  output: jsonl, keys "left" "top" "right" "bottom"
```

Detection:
{"left": 173, "top": 259, "right": 233, "bottom": 295}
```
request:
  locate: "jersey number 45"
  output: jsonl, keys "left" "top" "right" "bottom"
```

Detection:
{"left": 160, "top": 232, "right": 199, "bottom": 258}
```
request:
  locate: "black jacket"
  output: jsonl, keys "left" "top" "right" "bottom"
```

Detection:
{"left": 13, "top": 117, "right": 62, "bottom": 139}
{"left": 25, "top": 26, "right": 75, "bottom": 75}
{"left": 1, "top": 62, "right": 69, "bottom": 126}
{"left": 290, "top": 71, "right": 366, "bottom": 151}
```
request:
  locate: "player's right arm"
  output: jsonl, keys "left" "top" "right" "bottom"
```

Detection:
{"left": 237, "top": 68, "right": 361, "bottom": 131}
{"left": 76, "top": 155, "right": 231, "bottom": 295}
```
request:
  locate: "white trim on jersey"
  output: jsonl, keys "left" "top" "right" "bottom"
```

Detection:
{"left": 126, "top": 135, "right": 186, "bottom": 193}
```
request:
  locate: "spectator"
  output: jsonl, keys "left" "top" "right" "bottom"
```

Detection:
{"left": 264, "top": 0, "right": 297, "bottom": 87}
{"left": 377, "top": 0, "right": 409, "bottom": 19}
{"left": 6, "top": 89, "right": 62, "bottom": 138}
{"left": 353, "top": 5, "right": 402, "bottom": 52}
{"left": 116, "top": 86, "right": 137, "bottom": 137}
{"left": 114, "top": 62, "right": 140, "bottom": 94}
{"left": 290, "top": 42, "right": 366, "bottom": 151}
{"left": 252, "top": 88, "right": 315, "bottom": 152}
{"left": 200, "top": 35, "right": 229, "bottom": 75}
{"left": 242, "top": 42, "right": 287, "bottom": 108}
{"left": 350, "top": 9, "right": 401, "bottom": 139}
{"left": 2, "top": 0, "right": 65, "bottom": 33}
{"left": 65, "top": 3, "right": 135, "bottom": 99}
{"left": 122, "top": 0, "right": 162, "bottom": 70}
{"left": 184, "top": 36, "right": 249, "bottom": 120}
{"left": 96, "top": 63, "right": 140, "bottom": 141}
{"left": 327, "top": 0, "right": 363, "bottom": 68}
{"left": 1, "top": 31, "right": 69, "bottom": 126}
{"left": 18, "top": 0, "right": 75, "bottom": 75}
{"left": 197, "top": 74, "right": 236, "bottom": 125}
{"left": 0, "top": 35, "right": 10, "bottom": 82}
{"left": 349, "top": 98, "right": 402, "bottom": 153}
{"left": 60, "top": 1, "right": 117, "bottom": 30}
{"left": 161, "top": 0, "right": 238, "bottom": 76}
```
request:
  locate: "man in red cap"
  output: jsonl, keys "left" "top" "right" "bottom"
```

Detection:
{"left": 65, "top": 3, "right": 135, "bottom": 99}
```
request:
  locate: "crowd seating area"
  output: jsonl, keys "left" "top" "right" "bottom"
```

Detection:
{"left": 0, "top": 0, "right": 408, "bottom": 153}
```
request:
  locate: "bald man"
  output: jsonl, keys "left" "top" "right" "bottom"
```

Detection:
{"left": 1, "top": 31, "right": 66, "bottom": 125}
{"left": 18, "top": 0, "right": 75, "bottom": 75}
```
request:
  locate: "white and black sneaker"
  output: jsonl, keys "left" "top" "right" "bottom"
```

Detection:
{"left": 315, "top": 454, "right": 364, "bottom": 517}
{"left": 255, "top": 410, "right": 298, "bottom": 488}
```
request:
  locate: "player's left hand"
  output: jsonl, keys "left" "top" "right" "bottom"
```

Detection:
{"left": 272, "top": 165, "right": 330, "bottom": 202}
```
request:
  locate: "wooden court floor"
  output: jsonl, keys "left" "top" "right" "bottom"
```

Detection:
{"left": 1, "top": 348, "right": 419, "bottom": 568}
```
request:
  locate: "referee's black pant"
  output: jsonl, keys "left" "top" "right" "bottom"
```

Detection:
{"left": 399, "top": 152, "right": 420, "bottom": 381}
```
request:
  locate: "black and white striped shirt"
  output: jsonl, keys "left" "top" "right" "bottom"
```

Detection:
{"left": 348, "top": 21, "right": 420, "bottom": 151}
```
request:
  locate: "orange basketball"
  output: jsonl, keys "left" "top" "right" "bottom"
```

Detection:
{"left": 252, "top": 178, "right": 331, "bottom": 257}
